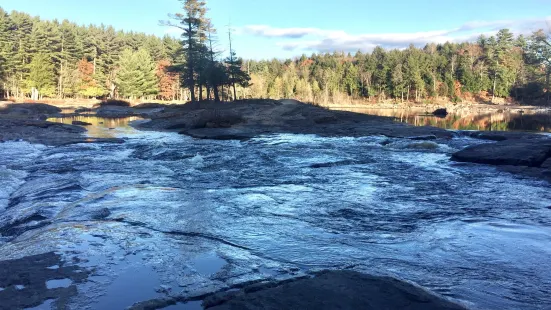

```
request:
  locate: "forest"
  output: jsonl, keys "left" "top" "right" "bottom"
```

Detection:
{"left": 0, "top": 0, "right": 550, "bottom": 105}
{"left": 246, "top": 30, "right": 550, "bottom": 105}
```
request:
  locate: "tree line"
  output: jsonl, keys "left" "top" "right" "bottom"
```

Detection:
{"left": 0, "top": 1, "right": 549, "bottom": 105}
{"left": 243, "top": 29, "right": 551, "bottom": 105}
{"left": 0, "top": 0, "right": 250, "bottom": 101}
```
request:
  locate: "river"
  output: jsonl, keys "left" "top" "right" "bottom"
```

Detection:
{"left": 0, "top": 114, "right": 550, "bottom": 309}
{"left": 335, "top": 108, "right": 551, "bottom": 132}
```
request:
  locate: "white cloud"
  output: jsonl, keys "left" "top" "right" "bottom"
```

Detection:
{"left": 240, "top": 16, "right": 551, "bottom": 54}
{"left": 164, "top": 27, "right": 183, "bottom": 35}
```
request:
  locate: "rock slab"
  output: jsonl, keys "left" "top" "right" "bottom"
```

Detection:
{"left": 451, "top": 140, "right": 551, "bottom": 167}
{"left": 204, "top": 270, "right": 466, "bottom": 310}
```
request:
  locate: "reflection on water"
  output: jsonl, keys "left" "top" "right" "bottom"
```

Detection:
{"left": 339, "top": 108, "right": 551, "bottom": 132}
{"left": 47, "top": 116, "right": 141, "bottom": 138}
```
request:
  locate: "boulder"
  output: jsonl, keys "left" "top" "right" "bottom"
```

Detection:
{"left": 204, "top": 270, "right": 466, "bottom": 310}
{"left": 451, "top": 139, "right": 551, "bottom": 167}
{"left": 432, "top": 108, "right": 448, "bottom": 117}
{"left": 91, "top": 208, "right": 111, "bottom": 220}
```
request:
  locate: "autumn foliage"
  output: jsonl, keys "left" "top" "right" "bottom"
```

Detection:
{"left": 156, "top": 60, "right": 179, "bottom": 100}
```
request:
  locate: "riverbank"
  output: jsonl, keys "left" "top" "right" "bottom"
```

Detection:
{"left": 3, "top": 97, "right": 549, "bottom": 113}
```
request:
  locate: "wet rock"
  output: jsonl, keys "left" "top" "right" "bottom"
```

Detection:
{"left": 541, "top": 158, "right": 551, "bottom": 169}
{"left": 309, "top": 160, "right": 372, "bottom": 168}
{"left": 0, "top": 213, "right": 49, "bottom": 237}
{"left": 406, "top": 141, "right": 439, "bottom": 150}
{"left": 131, "top": 145, "right": 194, "bottom": 161}
{"left": 182, "top": 128, "right": 256, "bottom": 141}
{"left": 432, "top": 108, "right": 448, "bottom": 117}
{"left": 204, "top": 270, "right": 466, "bottom": 310}
{"left": 0, "top": 103, "right": 62, "bottom": 116}
{"left": 408, "top": 135, "right": 437, "bottom": 140}
{"left": 497, "top": 165, "right": 551, "bottom": 181}
{"left": 72, "top": 120, "right": 92, "bottom": 126}
{"left": 0, "top": 252, "right": 88, "bottom": 310}
{"left": 91, "top": 208, "right": 111, "bottom": 220}
{"left": 464, "top": 131, "right": 546, "bottom": 141}
{"left": 451, "top": 139, "right": 551, "bottom": 167}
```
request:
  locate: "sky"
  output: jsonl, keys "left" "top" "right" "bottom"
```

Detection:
{"left": 1, "top": 0, "right": 550, "bottom": 59}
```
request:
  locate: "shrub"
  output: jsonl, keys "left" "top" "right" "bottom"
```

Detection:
{"left": 97, "top": 99, "right": 131, "bottom": 107}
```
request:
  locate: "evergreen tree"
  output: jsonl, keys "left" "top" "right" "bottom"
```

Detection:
{"left": 27, "top": 53, "right": 56, "bottom": 97}
{"left": 115, "top": 48, "right": 158, "bottom": 98}
{"left": 527, "top": 29, "right": 551, "bottom": 101}
{"left": 225, "top": 50, "right": 250, "bottom": 100}
{"left": 164, "top": 0, "right": 207, "bottom": 101}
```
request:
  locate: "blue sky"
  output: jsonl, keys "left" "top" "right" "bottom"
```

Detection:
{"left": 1, "top": 0, "right": 550, "bottom": 59}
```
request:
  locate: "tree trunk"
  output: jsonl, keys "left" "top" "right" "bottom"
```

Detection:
{"left": 213, "top": 86, "right": 220, "bottom": 102}
{"left": 199, "top": 84, "right": 203, "bottom": 101}
{"left": 492, "top": 72, "right": 497, "bottom": 102}
{"left": 187, "top": 21, "right": 196, "bottom": 102}
{"left": 232, "top": 83, "right": 237, "bottom": 101}
{"left": 59, "top": 61, "right": 63, "bottom": 98}
{"left": 546, "top": 70, "right": 551, "bottom": 102}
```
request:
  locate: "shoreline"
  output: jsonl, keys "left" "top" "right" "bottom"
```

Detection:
{"left": 3, "top": 98, "right": 550, "bottom": 113}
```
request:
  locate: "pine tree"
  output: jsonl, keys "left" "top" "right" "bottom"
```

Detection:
{"left": 392, "top": 63, "right": 405, "bottom": 102}
{"left": 164, "top": 0, "right": 207, "bottom": 102}
{"left": 225, "top": 27, "right": 250, "bottom": 100}
{"left": 115, "top": 48, "right": 158, "bottom": 98}
{"left": 527, "top": 29, "right": 551, "bottom": 101}
{"left": 0, "top": 7, "right": 15, "bottom": 97}
{"left": 225, "top": 51, "right": 250, "bottom": 100}
{"left": 27, "top": 53, "right": 56, "bottom": 97}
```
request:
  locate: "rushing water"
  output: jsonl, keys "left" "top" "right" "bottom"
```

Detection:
{"left": 1, "top": 118, "right": 550, "bottom": 310}
{"left": 338, "top": 108, "right": 551, "bottom": 132}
